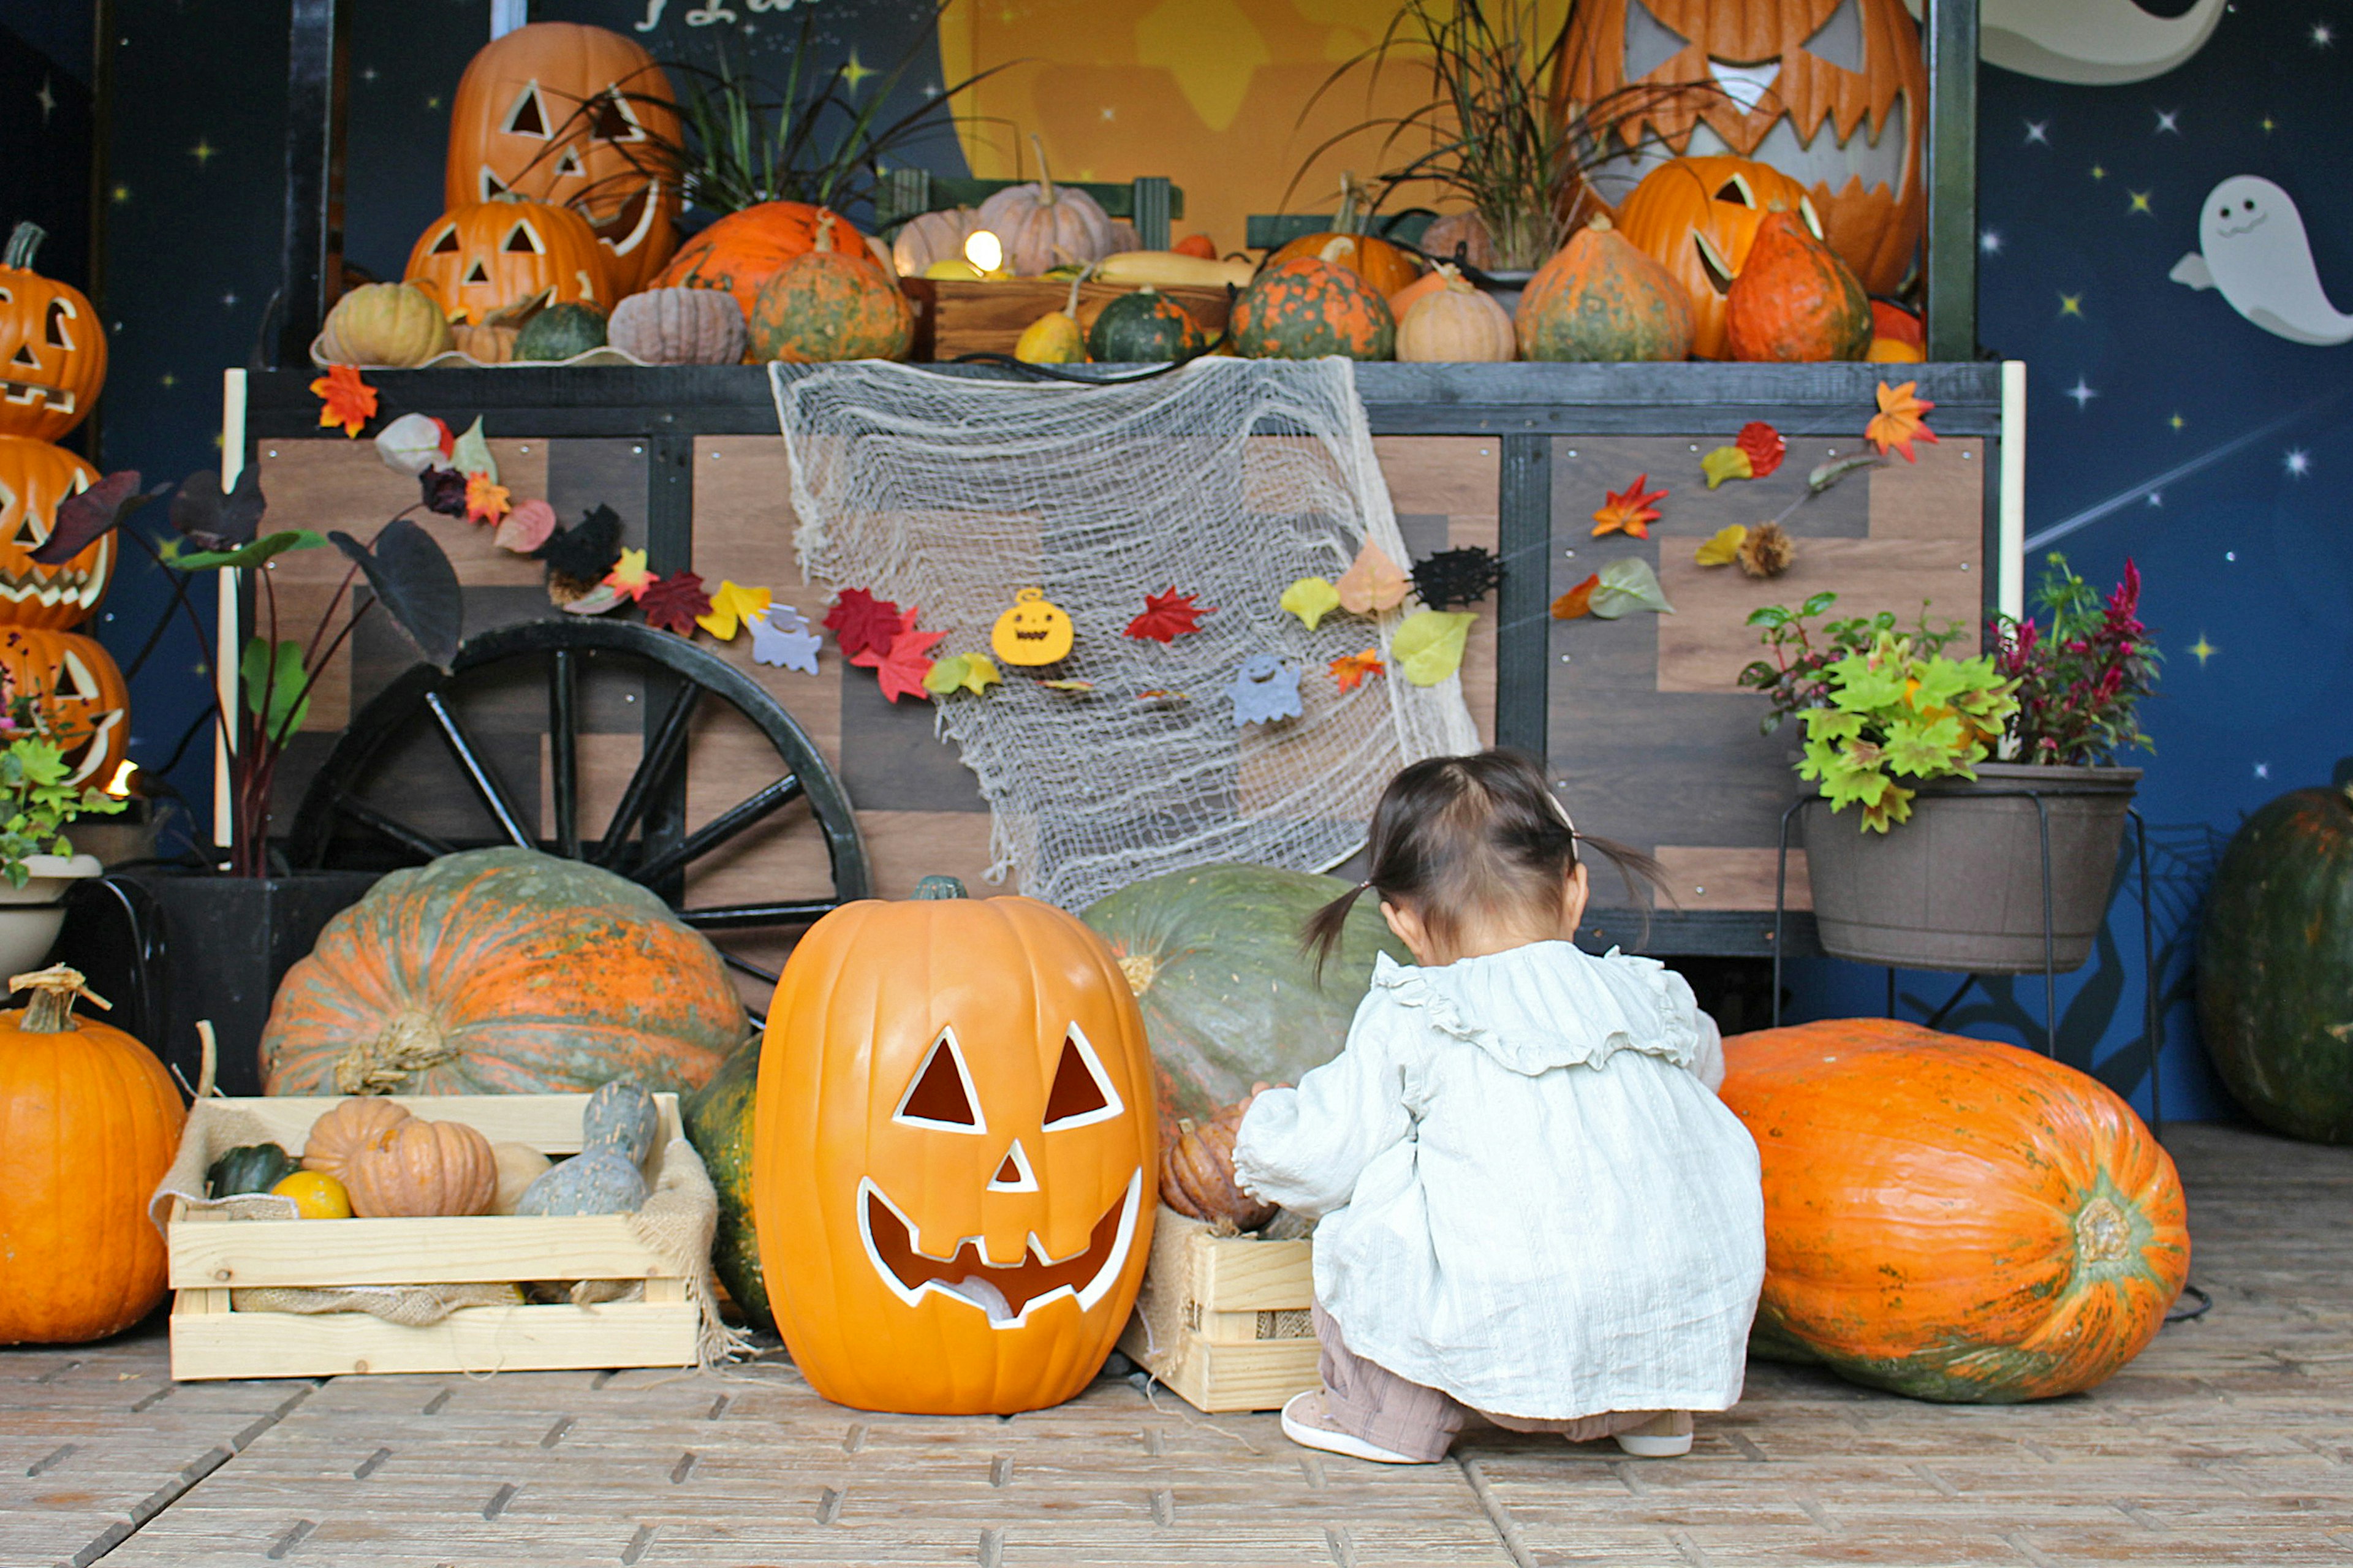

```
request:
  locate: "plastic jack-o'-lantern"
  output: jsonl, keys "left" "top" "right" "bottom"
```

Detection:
{"left": 0, "top": 436, "right": 108, "bottom": 631}
{"left": 1614, "top": 155, "right": 1821, "bottom": 359}
{"left": 0, "top": 224, "right": 106, "bottom": 444}
{"left": 445, "top": 23, "right": 683, "bottom": 298}
{"left": 754, "top": 877, "right": 1157, "bottom": 1415}
{"left": 1553, "top": 0, "right": 1928, "bottom": 295}
{"left": 0, "top": 628, "right": 129, "bottom": 789}
{"left": 990, "top": 588, "right": 1075, "bottom": 667}
{"left": 404, "top": 200, "right": 611, "bottom": 324}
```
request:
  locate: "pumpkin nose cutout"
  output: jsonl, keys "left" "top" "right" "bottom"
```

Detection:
{"left": 988, "top": 1140, "right": 1038, "bottom": 1193}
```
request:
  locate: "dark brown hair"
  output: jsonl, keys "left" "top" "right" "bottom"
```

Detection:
{"left": 1303, "top": 749, "right": 1670, "bottom": 975}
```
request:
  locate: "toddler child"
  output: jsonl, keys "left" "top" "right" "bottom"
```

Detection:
{"left": 1235, "top": 750, "right": 1765, "bottom": 1463}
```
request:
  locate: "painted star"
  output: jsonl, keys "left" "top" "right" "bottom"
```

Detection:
{"left": 2058, "top": 292, "right": 2084, "bottom": 317}
{"left": 2262, "top": 115, "right": 2278, "bottom": 135}
{"left": 2146, "top": 492, "right": 2163, "bottom": 507}
{"left": 2090, "top": 164, "right": 2107, "bottom": 180}
{"left": 2064, "top": 377, "right": 2098, "bottom": 409}
{"left": 2188, "top": 635, "right": 2216, "bottom": 667}
{"left": 2254, "top": 762, "right": 2271, "bottom": 780}
{"left": 34, "top": 75, "right": 54, "bottom": 124}
{"left": 2169, "top": 412, "right": 2186, "bottom": 431}
{"left": 191, "top": 138, "right": 217, "bottom": 167}
{"left": 2313, "top": 20, "right": 2335, "bottom": 48}
{"left": 2128, "top": 190, "right": 2153, "bottom": 215}
{"left": 2024, "top": 120, "right": 2050, "bottom": 145}
{"left": 109, "top": 184, "right": 129, "bottom": 204}
{"left": 360, "top": 65, "right": 378, "bottom": 83}
{"left": 840, "top": 50, "right": 876, "bottom": 92}
{"left": 222, "top": 292, "right": 238, "bottom": 308}
{"left": 2285, "top": 449, "right": 2312, "bottom": 477}
{"left": 1980, "top": 229, "right": 2003, "bottom": 254}
{"left": 2154, "top": 109, "right": 2181, "bottom": 135}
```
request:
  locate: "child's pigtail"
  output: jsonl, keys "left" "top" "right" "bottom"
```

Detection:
{"left": 1571, "top": 830, "right": 1678, "bottom": 945}
{"left": 1301, "top": 881, "right": 1374, "bottom": 982}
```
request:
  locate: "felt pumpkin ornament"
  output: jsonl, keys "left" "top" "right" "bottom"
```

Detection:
{"left": 404, "top": 199, "right": 610, "bottom": 324}
{"left": 1518, "top": 214, "right": 1695, "bottom": 362}
{"left": 1721, "top": 1018, "right": 2189, "bottom": 1402}
{"left": 0, "top": 966, "right": 184, "bottom": 1345}
{"left": 892, "top": 207, "right": 981, "bottom": 278}
{"left": 0, "top": 223, "right": 105, "bottom": 442}
{"left": 1230, "top": 249, "right": 1396, "bottom": 362}
{"left": 0, "top": 435, "right": 109, "bottom": 630}
{"left": 1395, "top": 270, "right": 1517, "bottom": 362}
{"left": 1267, "top": 175, "right": 1423, "bottom": 298}
{"left": 975, "top": 137, "right": 1117, "bottom": 276}
{"left": 991, "top": 588, "right": 1075, "bottom": 665}
{"left": 0, "top": 627, "right": 129, "bottom": 789}
{"left": 340, "top": 1113, "right": 499, "bottom": 1219}
{"left": 444, "top": 22, "right": 683, "bottom": 297}
{"left": 753, "top": 876, "right": 1158, "bottom": 1415}
{"left": 746, "top": 214, "right": 913, "bottom": 364}
{"left": 651, "top": 200, "right": 873, "bottom": 324}
{"left": 1613, "top": 155, "right": 1819, "bottom": 358}
{"left": 1724, "top": 207, "right": 1871, "bottom": 360}
{"left": 1550, "top": 0, "right": 1928, "bottom": 295}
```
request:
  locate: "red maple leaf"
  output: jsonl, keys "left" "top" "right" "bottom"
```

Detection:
{"left": 1591, "top": 475, "right": 1667, "bottom": 539}
{"left": 1124, "top": 588, "right": 1212, "bottom": 643}
{"left": 825, "top": 588, "right": 905, "bottom": 659}
{"left": 874, "top": 627, "right": 944, "bottom": 702}
{"left": 640, "top": 571, "right": 713, "bottom": 636}
{"left": 1735, "top": 422, "right": 1786, "bottom": 479}
{"left": 849, "top": 604, "right": 922, "bottom": 668}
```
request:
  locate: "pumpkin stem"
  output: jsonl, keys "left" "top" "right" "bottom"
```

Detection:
{"left": 1335, "top": 173, "right": 1365, "bottom": 236}
{"left": 1316, "top": 235, "right": 1355, "bottom": 267}
{"left": 1029, "top": 132, "right": 1059, "bottom": 208}
{"left": 10, "top": 964, "right": 110, "bottom": 1034}
{"left": 1063, "top": 262, "right": 1095, "bottom": 321}
{"left": 332, "top": 1007, "right": 461, "bottom": 1094}
{"left": 1586, "top": 214, "right": 1613, "bottom": 233}
{"left": 912, "top": 875, "right": 968, "bottom": 900}
{"left": 4, "top": 221, "right": 44, "bottom": 271}
{"left": 812, "top": 211, "right": 839, "bottom": 255}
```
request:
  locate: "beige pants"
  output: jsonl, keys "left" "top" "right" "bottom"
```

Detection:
{"left": 1310, "top": 1302, "right": 1669, "bottom": 1462}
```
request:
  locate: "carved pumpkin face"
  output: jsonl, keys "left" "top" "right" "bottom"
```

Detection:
{"left": 445, "top": 23, "right": 683, "bottom": 297}
{"left": 1614, "top": 156, "right": 1821, "bottom": 358}
{"left": 403, "top": 200, "right": 610, "bottom": 324}
{"left": 1555, "top": 0, "right": 1927, "bottom": 294}
{"left": 0, "top": 627, "right": 129, "bottom": 789}
{"left": 990, "top": 588, "right": 1075, "bottom": 666}
{"left": 0, "top": 225, "right": 107, "bottom": 443}
{"left": 0, "top": 436, "right": 110, "bottom": 630}
{"left": 754, "top": 884, "right": 1157, "bottom": 1414}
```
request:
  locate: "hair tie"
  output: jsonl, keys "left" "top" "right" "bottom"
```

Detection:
{"left": 1544, "top": 786, "right": 1577, "bottom": 835}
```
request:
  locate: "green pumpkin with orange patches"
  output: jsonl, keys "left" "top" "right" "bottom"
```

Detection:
{"left": 1231, "top": 254, "right": 1394, "bottom": 362}
{"left": 748, "top": 214, "right": 912, "bottom": 364}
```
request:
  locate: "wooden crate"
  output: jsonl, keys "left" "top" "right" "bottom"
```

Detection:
{"left": 1119, "top": 1206, "right": 1318, "bottom": 1413}
{"left": 165, "top": 1094, "right": 700, "bottom": 1382}
{"left": 901, "top": 277, "right": 1233, "bottom": 362}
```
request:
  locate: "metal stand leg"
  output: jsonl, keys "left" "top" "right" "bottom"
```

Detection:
{"left": 2033, "top": 792, "right": 2056, "bottom": 1058}
{"left": 2129, "top": 807, "right": 2164, "bottom": 1138}
{"left": 1771, "top": 800, "right": 1805, "bottom": 1029}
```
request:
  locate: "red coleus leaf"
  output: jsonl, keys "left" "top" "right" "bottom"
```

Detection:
{"left": 1591, "top": 474, "right": 1667, "bottom": 539}
{"left": 824, "top": 588, "right": 906, "bottom": 660}
{"left": 1125, "top": 588, "right": 1213, "bottom": 643}
{"left": 874, "top": 627, "right": 944, "bottom": 703}
{"left": 1735, "top": 421, "right": 1786, "bottom": 478}
{"left": 640, "top": 570, "right": 713, "bottom": 636}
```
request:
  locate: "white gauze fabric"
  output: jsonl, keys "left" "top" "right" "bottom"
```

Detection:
{"left": 771, "top": 358, "right": 1480, "bottom": 909}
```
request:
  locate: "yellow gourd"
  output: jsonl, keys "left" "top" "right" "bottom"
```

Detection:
{"left": 271, "top": 1170, "right": 354, "bottom": 1219}
{"left": 1014, "top": 271, "right": 1089, "bottom": 365}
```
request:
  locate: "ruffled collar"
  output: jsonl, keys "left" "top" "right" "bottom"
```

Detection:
{"left": 1370, "top": 943, "right": 1697, "bottom": 1075}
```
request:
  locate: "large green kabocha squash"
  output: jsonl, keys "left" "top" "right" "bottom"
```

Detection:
{"left": 1080, "top": 863, "right": 1411, "bottom": 1125}
{"left": 680, "top": 1033, "right": 770, "bottom": 1332}
{"left": 2198, "top": 782, "right": 2353, "bottom": 1143}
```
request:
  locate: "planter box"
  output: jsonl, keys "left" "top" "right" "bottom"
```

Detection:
{"left": 165, "top": 1093, "right": 700, "bottom": 1381}
{"left": 900, "top": 278, "right": 1233, "bottom": 362}
{"left": 1804, "top": 763, "right": 2140, "bottom": 974}
{"left": 1118, "top": 1206, "right": 1317, "bottom": 1413}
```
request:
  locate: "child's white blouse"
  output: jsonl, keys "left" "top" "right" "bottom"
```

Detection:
{"left": 1233, "top": 942, "right": 1765, "bottom": 1422}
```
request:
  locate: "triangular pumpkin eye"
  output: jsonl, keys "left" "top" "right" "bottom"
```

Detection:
{"left": 1715, "top": 175, "right": 1757, "bottom": 206}
{"left": 43, "top": 299, "right": 74, "bottom": 350}
{"left": 430, "top": 225, "right": 461, "bottom": 255}
{"left": 502, "top": 221, "right": 544, "bottom": 255}
{"left": 479, "top": 167, "right": 510, "bottom": 201}
{"left": 589, "top": 91, "right": 641, "bottom": 142}
{"left": 895, "top": 1029, "right": 985, "bottom": 1132}
{"left": 1802, "top": 0, "right": 1866, "bottom": 74}
{"left": 504, "top": 84, "right": 550, "bottom": 137}
{"left": 553, "top": 147, "right": 585, "bottom": 178}
{"left": 1621, "top": 0, "right": 1689, "bottom": 81}
{"left": 1044, "top": 1026, "right": 1122, "bottom": 1129}
{"left": 461, "top": 259, "right": 491, "bottom": 285}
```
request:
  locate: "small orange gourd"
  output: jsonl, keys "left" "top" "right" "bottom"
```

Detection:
{"left": 1724, "top": 208, "right": 1872, "bottom": 362}
{"left": 1160, "top": 1104, "right": 1276, "bottom": 1230}
{"left": 0, "top": 966, "right": 184, "bottom": 1344}
{"left": 1268, "top": 175, "right": 1423, "bottom": 298}
{"left": 1395, "top": 268, "right": 1517, "bottom": 363}
{"left": 341, "top": 1115, "right": 498, "bottom": 1218}
{"left": 300, "top": 1095, "right": 414, "bottom": 1181}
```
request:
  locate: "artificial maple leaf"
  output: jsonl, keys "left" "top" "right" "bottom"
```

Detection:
{"left": 1335, "top": 542, "right": 1409, "bottom": 613}
{"left": 696, "top": 580, "right": 773, "bottom": 640}
{"left": 1737, "top": 420, "right": 1786, "bottom": 478}
{"left": 640, "top": 570, "right": 713, "bottom": 635}
{"left": 1550, "top": 573, "right": 1600, "bottom": 620}
{"left": 1865, "top": 381, "right": 1940, "bottom": 463}
{"left": 1592, "top": 474, "right": 1667, "bottom": 539}
{"left": 1330, "top": 648, "right": 1384, "bottom": 692}
{"left": 923, "top": 653, "right": 1002, "bottom": 697}
{"left": 874, "top": 627, "right": 945, "bottom": 703}
{"left": 1125, "top": 588, "right": 1211, "bottom": 643}
{"left": 464, "top": 471, "right": 511, "bottom": 525}
{"left": 824, "top": 588, "right": 906, "bottom": 660}
{"left": 309, "top": 364, "right": 376, "bottom": 437}
{"left": 1700, "top": 445, "right": 1753, "bottom": 489}
{"left": 604, "top": 546, "right": 654, "bottom": 601}
{"left": 1694, "top": 525, "right": 1748, "bottom": 567}
{"left": 850, "top": 606, "right": 920, "bottom": 668}
{"left": 493, "top": 498, "right": 556, "bottom": 553}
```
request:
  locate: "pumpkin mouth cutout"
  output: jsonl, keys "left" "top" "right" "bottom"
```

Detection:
{"left": 0, "top": 559, "right": 107, "bottom": 610}
{"left": 858, "top": 1170, "right": 1142, "bottom": 1328}
{"left": 1, "top": 379, "right": 75, "bottom": 414}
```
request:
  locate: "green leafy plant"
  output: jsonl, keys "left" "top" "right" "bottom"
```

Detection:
{"left": 1789, "top": 631, "right": 2019, "bottom": 833}
{"left": 0, "top": 732, "right": 122, "bottom": 889}
{"left": 1738, "top": 591, "right": 1969, "bottom": 734}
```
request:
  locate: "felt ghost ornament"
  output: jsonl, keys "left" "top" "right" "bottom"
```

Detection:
{"left": 1227, "top": 653, "right": 1303, "bottom": 726}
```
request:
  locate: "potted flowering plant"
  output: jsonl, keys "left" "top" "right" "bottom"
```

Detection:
{"left": 0, "top": 697, "right": 126, "bottom": 975}
{"left": 1742, "top": 556, "right": 2158, "bottom": 974}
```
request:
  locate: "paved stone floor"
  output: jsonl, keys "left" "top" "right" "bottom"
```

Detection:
{"left": 3, "top": 1123, "right": 2349, "bottom": 1566}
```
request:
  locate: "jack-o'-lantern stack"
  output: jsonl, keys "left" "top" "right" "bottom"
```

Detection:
{"left": 0, "top": 222, "right": 128, "bottom": 791}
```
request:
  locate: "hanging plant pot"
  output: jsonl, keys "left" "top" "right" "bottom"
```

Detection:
{"left": 1802, "top": 763, "right": 2142, "bottom": 974}
{"left": 0, "top": 854, "right": 101, "bottom": 979}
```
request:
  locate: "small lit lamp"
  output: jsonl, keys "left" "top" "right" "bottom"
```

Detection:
{"left": 105, "top": 760, "right": 138, "bottom": 798}
{"left": 963, "top": 229, "right": 1007, "bottom": 278}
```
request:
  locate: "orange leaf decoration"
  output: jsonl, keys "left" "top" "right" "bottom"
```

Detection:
{"left": 1334, "top": 541, "right": 1410, "bottom": 614}
{"left": 604, "top": 546, "right": 654, "bottom": 602}
{"left": 1865, "top": 381, "right": 1940, "bottom": 463}
{"left": 1592, "top": 474, "right": 1667, "bottom": 539}
{"left": 1329, "top": 649, "right": 1384, "bottom": 692}
{"left": 309, "top": 364, "right": 377, "bottom": 438}
{"left": 1551, "top": 572, "right": 1601, "bottom": 619}
{"left": 463, "top": 471, "right": 511, "bottom": 525}
{"left": 874, "top": 627, "right": 944, "bottom": 703}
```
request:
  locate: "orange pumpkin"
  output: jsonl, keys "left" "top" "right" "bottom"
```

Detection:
{"left": 300, "top": 1096, "right": 414, "bottom": 1182}
{"left": 0, "top": 966, "right": 184, "bottom": 1344}
{"left": 1160, "top": 1104, "right": 1275, "bottom": 1230}
{"left": 651, "top": 201, "right": 875, "bottom": 324}
{"left": 1268, "top": 230, "right": 1422, "bottom": 298}
{"left": 260, "top": 848, "right": 743, "bottom": 1098}
{"left": 1550, "top": 0, "right": 1927, "bottom": 294}
{"left": 404, "top": 199, "right": 611, "bottom": 324}
{"left": 0, "top": 627, "right": 129, "bottom": 789}
{"left": 445, "top": 22, "right": 682, "bottom": 297}
{"left": 1720, "top": 1018, "right": 2190, "bottom": 1403}
{"left": 340, "top": 1115, "right": 498, "bottom": 1218}
{"left": 0, "top": 224, "right": 105, "bottom": 443}
{"left": 1613, "top": 155, "right": 1819, "bottom": 358}
{"left": 0, "top": 436, "right": 108, "bottom": 630}
{"left": 746, "top": 215, "right": 912, "bottom": 364}
{"left": 1724, "top": 207, "right": 1871, "bottom": 361}
{"left": 753, "top": 877, "right": 1157, "bottom": 1415}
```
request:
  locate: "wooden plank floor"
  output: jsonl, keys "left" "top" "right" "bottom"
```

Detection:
{"left": 4, "top": 1123, "right": 2349, "bottom": 1567}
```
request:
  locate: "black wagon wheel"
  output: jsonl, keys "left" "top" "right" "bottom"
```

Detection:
{"left": 286, "top": 618, "right": 869, "bottom": 999}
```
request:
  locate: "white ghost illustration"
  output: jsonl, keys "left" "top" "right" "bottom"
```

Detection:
{"left": 2170, "top": 176, "right": 2353, "bottom": 347}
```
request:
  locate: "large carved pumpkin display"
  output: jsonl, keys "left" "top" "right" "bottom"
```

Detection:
{"left": 444, "top": 22, "right": 682, "bottom": 297}
{"left": 0, "top": 224, "right": 105, "bottom": 444}
{"left": 0, "top": 627, "right": 128, "bottom": 789}
{"left": 0, "top": 436, "right": 108, "bottom": 630}
{"left": 754, "top": 877, "right": 1157, "bottom": 1415}
{"left": 1720, "top": 1018, "right": 2189, "bottom": 1403}
{"left": 1551, "top": 0, "right": 1928, "bottom": 294}
{"left": 404, "top": 199, "right": 611, "bottom": 324}
{"left": 1613, "top": 155, "right": 1819, "bottom": 358}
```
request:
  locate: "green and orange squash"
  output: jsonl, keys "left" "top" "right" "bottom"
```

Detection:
{"left": 681, "top": 1032, "right": 770, "bottom": 1330}
{"left": 1724, "top": 208, "right": 1871, "bottom": 362}
{"left": 1230, "top": 249, "right": 1395, "bottom": 362}
{"left": 1720, "top": 1018, "right": 2189, "bottom": 1403}
{"left": 747, "top": 214, "right": 912, "bottom": 363}
{"left": 2197, "top": 781, "right": 2353, "bottom": 1143}
{"left": 260, "top": 847, "right": 744, "bottom": 1098}
{"left": 1086, "top": 287, "right": 1200, "bottom": 363}
{"left": 1517, "top": 215, "right": 1693, "bottom": 362}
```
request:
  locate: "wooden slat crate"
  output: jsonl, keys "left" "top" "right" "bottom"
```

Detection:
{"left": 1119, "top": 1206, "right": 1318, "bottom": 1413}
{"left": 901, "top": 278, "right": 1233, "bottom": 362}
{"left": 165, "top": 1094, "right": 700, "bottom": 1382}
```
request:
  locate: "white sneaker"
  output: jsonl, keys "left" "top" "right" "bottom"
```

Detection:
{"left": 1612, "top": 1411, "right": 1694, "bottom": 1458}
{"left": 1279, "top": 1391, "right": 1429, "bottom": 1464}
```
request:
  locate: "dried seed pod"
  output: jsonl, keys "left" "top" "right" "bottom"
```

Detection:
{"left": 1738, "top": 521, "right": 1798, "bottom": 579}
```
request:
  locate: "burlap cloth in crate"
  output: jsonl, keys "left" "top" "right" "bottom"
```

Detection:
{"left": 150, "top": 1099, "right": 747, "bottom": 1368}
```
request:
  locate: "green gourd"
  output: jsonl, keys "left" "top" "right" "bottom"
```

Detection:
{"left": 206, "top": 1142, "right": 301, "bottom": 1198}
{"left": 514, "top": 1148, "right": 648, "bottom": 1216}
{"left": 681, "top": 1034, "right": 768, "bottom": 1331}
{"left": 1086, "top": 287, "right": 1199, "bottom": 363}
{"left": 582, "top": 1079, "right": 659, "bottom": 1166}
{"left": 515, "top": 301, "right": 609, "bottom": 362}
